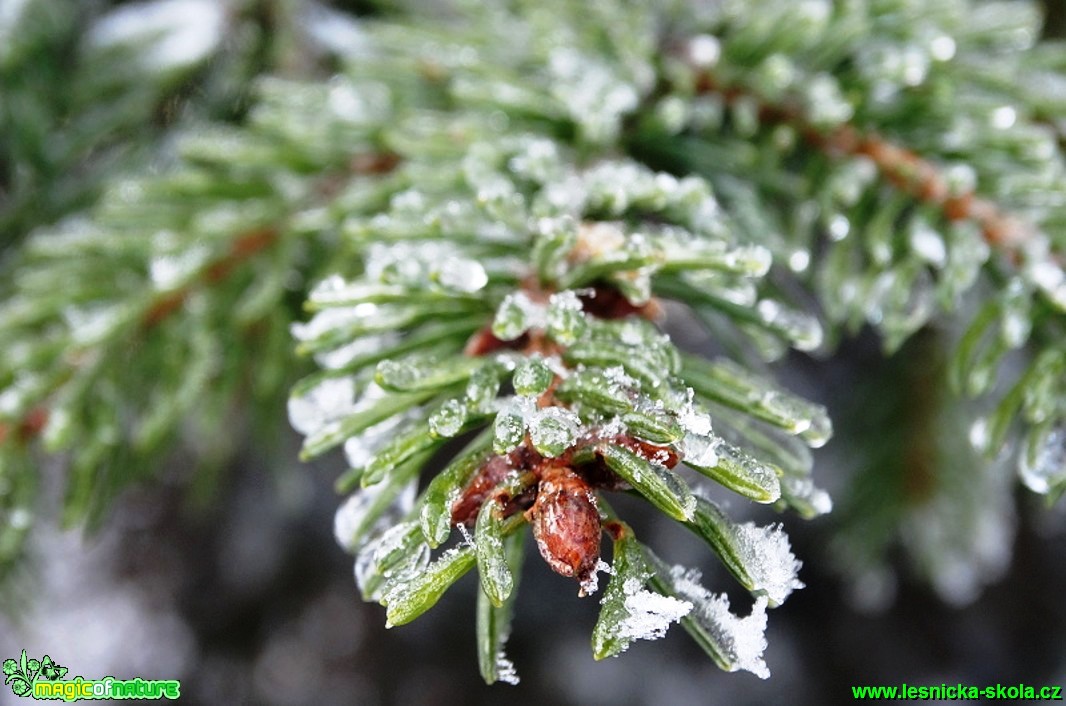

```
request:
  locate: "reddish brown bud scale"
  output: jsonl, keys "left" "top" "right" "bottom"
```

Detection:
{"left": 450, "top": 454, "right": 515, "bottom": 528}
{"left": 0, "top": 408, "right": 50, "bottom": 446}
{"left": 464, "top": 326, "right": 524, "bottom": 356}
{"left": 579, "top": 285, "right": 659, "bottom": 321}
{"left": 19, "top": 408, "right": 48, "bottom": 442}
{"left": 143, "top": 292, "right": 188, "bottom": 327}
{"left": 349, "top": 151, "right": 401, "bottom": 176}
{"left": 527, "top": 463, "right": 602, "bottom": 590}
{"left": 944, "top": 193, "right": 974, "bottom": 221}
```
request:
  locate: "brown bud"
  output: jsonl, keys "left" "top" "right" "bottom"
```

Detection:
{"left": 451, "top": 445, "right": 541, "bottom": 527}
{"left": 528, "top": 463, "right": 601, "bottom": 591}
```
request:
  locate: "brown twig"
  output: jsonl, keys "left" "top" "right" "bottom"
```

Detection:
{"left": 692, "top": 71, "right": 1037, "bottom": 257}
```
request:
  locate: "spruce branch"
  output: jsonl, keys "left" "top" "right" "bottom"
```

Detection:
{"left": 686, "top": 67, "right": 1048, "bottom": 258}
{"left": 1, "top": 0, "right": 1065, "bottom": 686}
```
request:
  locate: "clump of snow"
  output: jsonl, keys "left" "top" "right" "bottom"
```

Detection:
{"left": 495, "top": 650, "right": 520, "bottom": 685}
{"left": 668, "top": 566, "right": 770, "bottom": 679}
{"left": 578, "top": 560, "right": 610, "bottom": 597}
{"left": 732, "top": 522, "right": 804, "bottom": 606}
{"left": 88, "top": 0, "right": 227, "bottom": 72}
{"left": 616, "top": 577, "right": 692, "bottom": 643}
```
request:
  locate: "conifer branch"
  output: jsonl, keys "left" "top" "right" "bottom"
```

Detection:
{"left": 2, "top": 0, "right": 1065, "bottom": 686}
{"left": 688, "top": 68, "right": 1048, "bottom": 258}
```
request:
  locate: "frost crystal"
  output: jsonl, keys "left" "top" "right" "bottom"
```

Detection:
{"left": 494, "top": 651, "right": 520, "bottom": 686}
{"left": 494, "top": 397, "right": 534, "bottom": 453}
{"left": 732, "top": 522, "right": 805, "bottom": 606}
{"left": 546, "top": 290, "right": 587, "bottom": 345}
{"left": 679, "top": 432, "right": 719, "bottom": 469}
{"left": 579, "top": 560, "right": 610, "bottom": 597}
{"left": 676, "top": 392, "right": 713, "bottom": 436}
{"left": 668, "top": 566, "right": 771, "bottom": 679}
{"left": 616, "top": 577, "right": 692, "bottom": 643}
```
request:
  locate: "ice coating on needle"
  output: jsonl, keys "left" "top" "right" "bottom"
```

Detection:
{"left": 528, "top": 407, "right": 581, "bottom": 457}
{"left": 287, "top": 376, "right": 357, "bottom": 435}
{"left": 355, "top": 521, "right": 430, "bottom": 601}
{"left": 1019, "top": 423, "right": 1066, "bottom": 495}
{"left": 333, "top": 480, "right": 416, "bottom": 552}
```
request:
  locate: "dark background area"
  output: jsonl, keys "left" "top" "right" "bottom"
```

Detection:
{"left": 2, "top": 1, "right": 1065, "bottom": 704}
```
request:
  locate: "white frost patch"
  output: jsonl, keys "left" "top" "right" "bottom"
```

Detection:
{"left": 732, "top": 522, "right": 804, "bottom": 606}
{"left": 334, "top": 491, "right": 378, "bottom": 553}
{"left": 317, "top": 333, "right": 400, "bottom": 370}
{"left": 669, "top": 566, "right": 771, "bottom": 679}
{"left": 617, "top": 577, "right": 692, "bottom": 643}
{"left": 63, "top": 304, "right": 124, "bottom": 346}
{"left": 527, "top": 406, "right": 581, "bottom": 456}
{"left": 88, "top": 0, "right": 226, "bottom": 72}
{"left": 456, "top": 522, "right": 476, "bottom": 548}
{"left": 287, "top": 376, "right": 357, "bottom": 436}
{"left": 578, "top": 560, "right": 611, "bottom": 597}
{"left": 677, "top": 390, "right": 713, "bottom": 437}
{"left": 676, "top": 391, "right": 720, "bottom": 467}
{"left": 779, "top": 475, "right": 833, "bottom": 517}
{"left": 301, "top": 3, "right": 370, "bottom": 59}
{"left": 494, "top": 651, "right": 520, "bottom": 685}
{"left": 0, "top": 0, "right": 30, "bottom": 52}
{"left": 678, "top": 431, "right": 719, "bottom": 469}
{"left": 434, "top": 257, "right": 488, "bottom": 293}
{"left": 149, "top": 243, "right": 210, "bottom": 291}
{"left": 291, "top": 306, "right": 370, "bottom": 343}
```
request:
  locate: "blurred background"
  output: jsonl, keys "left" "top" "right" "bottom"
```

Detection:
{"left": 1, "top": 1, "right": 1065, "bottom": 704}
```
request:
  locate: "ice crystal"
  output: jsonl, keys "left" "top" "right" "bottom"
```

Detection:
{"left": 668, "top": 566, "right": 770, "bottom": 679}
{"left": 615, "top": 577, "right": 692, "bottom": 644}
{"left": 732, "top": 522, "right": 805, "bottom": 606}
